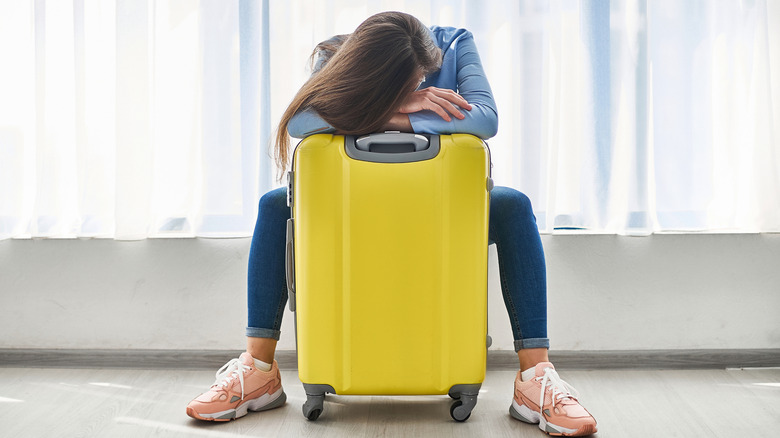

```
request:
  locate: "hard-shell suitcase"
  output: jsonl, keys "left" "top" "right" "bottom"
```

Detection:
{"left": 285, "top": 132, "right": 492, "bottom": 421}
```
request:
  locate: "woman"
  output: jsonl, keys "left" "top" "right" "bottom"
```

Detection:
{"left": 187, "top": 11, "right": 597, "bottom": 437}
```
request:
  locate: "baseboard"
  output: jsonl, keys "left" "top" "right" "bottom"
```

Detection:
{"left": 494, "top": 349, "right": 780, "bottom": 370}
{"left": 2, "top": 348, "right": 779, "bottom": 370}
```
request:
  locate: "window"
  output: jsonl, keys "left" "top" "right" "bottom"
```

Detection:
{"left": 1, "top": 0, "right": 777, "bottom": 239}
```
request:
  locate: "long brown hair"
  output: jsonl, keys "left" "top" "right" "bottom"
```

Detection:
{"left": 273, "top": 11, "right": 442, "bottom": 176}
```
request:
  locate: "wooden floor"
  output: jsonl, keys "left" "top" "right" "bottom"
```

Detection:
{"left": 1, "top": 366, "right": 778, "bottom": 437}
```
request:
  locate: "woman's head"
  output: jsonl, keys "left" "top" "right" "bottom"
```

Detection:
{"left": 274, "top": 11, "right": 442, "bottom": 175}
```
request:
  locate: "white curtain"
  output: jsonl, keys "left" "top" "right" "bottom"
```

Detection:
{"left": 1, "top": 0, "right": 778, "bottom": 239}
{"left": 0, "top": 0, "right": 271, "bottom": 239}
{"left": 519, "top": 0, "right": 780, "bottom": 234}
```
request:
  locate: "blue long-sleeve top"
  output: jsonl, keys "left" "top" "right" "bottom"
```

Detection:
{"left": 287, "top": 26, "right": 499, "bottom": 140}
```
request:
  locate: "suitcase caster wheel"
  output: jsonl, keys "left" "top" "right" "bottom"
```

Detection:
{"left": 450, "top": 400, "right": 471, "bottom": 422}
{"left": 302, "top": 394, "right": 325, "bottom": 421}
{"left": 449, "top": 391, "right": 477, "bottom": 422}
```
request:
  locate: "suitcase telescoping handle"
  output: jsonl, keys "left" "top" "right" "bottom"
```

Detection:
{"left": 345, "top": 132, "right": 440, "bottom": 163}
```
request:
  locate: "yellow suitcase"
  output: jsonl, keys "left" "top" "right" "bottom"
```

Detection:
{"left": 285, "top": 133, "right": 492, "bottom": 421}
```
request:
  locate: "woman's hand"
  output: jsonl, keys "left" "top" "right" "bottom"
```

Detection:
{"left": 397, "top": 87, "right": 472, "bottom": 122}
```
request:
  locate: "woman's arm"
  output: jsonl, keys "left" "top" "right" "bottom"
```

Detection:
{"left": 287, "top": 107, "right": 335, "bottom": 138}
{"left": 408, "top": 31, "right": 498, "bottom": 139}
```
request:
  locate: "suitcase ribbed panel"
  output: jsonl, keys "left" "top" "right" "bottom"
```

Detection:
{"left": 293, "top": 134, "right": 489, "bottom": 395}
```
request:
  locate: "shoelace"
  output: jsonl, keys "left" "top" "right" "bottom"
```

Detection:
{"left": 213, "top": 358, "right": 251, "bottom": 400}
{"left": 537, "top": 367, "right": 580, "bottom": 415}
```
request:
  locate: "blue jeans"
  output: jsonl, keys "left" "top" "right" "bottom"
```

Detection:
{"left": 246, "top": 186, "right": 549, "bottom": 352}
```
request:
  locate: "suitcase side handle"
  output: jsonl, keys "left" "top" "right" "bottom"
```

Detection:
{"left": 285, "top": 218, "right": 296, "bottom": 311}
{"left": 345, "top": 133, "right": 440, "bottom": 163}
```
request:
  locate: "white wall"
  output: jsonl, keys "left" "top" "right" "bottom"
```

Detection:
{"left": 1, "top": 234, "right": 779, "bottom": 351}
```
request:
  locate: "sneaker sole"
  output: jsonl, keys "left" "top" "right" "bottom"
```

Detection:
{"left": 187, "top": 388, "right": 287, "bottom": 422}
{"left": 510, "top": 400, "right": 596, "bottom": 437}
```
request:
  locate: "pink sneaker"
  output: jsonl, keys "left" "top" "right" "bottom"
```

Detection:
{"left": 510, "top": 362, "right": 597, "bottom": 436}
{"left": 186, "top": 353, "right": 286, "bottom": 421}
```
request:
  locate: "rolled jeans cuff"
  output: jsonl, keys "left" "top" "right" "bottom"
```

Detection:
{"left": 514, "top": 338, "right": 550, "bottom": 352}
{"left": 246, "top": 326, "right": 281, "bottom": 340}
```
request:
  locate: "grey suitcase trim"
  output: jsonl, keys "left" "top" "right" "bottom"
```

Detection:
{"left": 345, "top": 132, "right": 440, "bottom": 163}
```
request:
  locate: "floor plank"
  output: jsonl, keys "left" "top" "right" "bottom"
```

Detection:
{"left": 1, "top": 367, "right": 779, "bottom": 437}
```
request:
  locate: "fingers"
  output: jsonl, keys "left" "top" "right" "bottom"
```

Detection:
{"left": 428, "top": 100, "right": 452, "bottom": 122}
{"left": 432, "top": 87, "right": 472, "bottom": 111}
{"left": 430, "top": 94, "right": 465, "bottom": 120}
{"left": 397, "top": 87, "right": 474, "bottom": 121}
{"left": 421, "top": 87, "right": 472, "bottom": 121}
